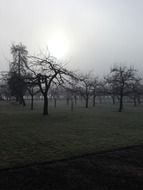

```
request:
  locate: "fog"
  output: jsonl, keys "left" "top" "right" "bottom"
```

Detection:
{"left": 1, "top": 0, "right": 143, "bottom": 75}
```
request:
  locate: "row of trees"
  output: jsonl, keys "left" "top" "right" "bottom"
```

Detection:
{"left": 0, "top": 43, "right": 143, "bottom": 114}
{"left": 65, "top": 67, "right": 142, "bottom": 112}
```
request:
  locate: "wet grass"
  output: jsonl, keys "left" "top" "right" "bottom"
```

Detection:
{"left": 0, "top": 101, "right": 143, "bottom": 169}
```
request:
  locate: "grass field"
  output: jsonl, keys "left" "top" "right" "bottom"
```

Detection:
{"left": 0, "top": 100, "right": 143, "bottom": 169}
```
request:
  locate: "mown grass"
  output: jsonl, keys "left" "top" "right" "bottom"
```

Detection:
{"left": 0, "top": 101, "right": 143, "bottom": 169}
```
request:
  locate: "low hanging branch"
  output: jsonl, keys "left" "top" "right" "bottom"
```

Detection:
{"left": 25, "top": 55, "right": 76, "bottom": 115}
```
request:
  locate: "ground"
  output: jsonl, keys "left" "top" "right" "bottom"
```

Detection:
{"left": 0, "top": 145, "right": 143, "bottom": 190}
{"left": 0, "top": 100, "right": 143, "bottom": 189}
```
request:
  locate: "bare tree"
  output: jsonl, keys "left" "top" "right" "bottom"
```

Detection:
{"left": 107, "top": 65, "right": 138, "bottom": 112}
{"left": 90, "top": 77, "right": 99, "bottom": 107}
{"left": 49, "top": 84, "right": 61, "bottom": 108}
{"left": 78, "top": 72, "right": 93, "bottom": 108}
{"left": 0, "top": 72, "right": 11, "bottom": 100}
{"left": 104, "top": 76, "right": 118, "bottom": 105}
{"left": 26, "top": 75, "right": 40, "bottom": 110}
{"left": 63, "top": 78, "right": 79, "bottom": 111}
{"left": 26, "top": 55, "right": 74, "bottom": 115}
{"left": 128, "top": 78, "right": 142, "bottom": 106}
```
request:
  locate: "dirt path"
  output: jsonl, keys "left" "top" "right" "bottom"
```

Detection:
{"left": 0, "top": 145, "right": 143, "bottom": 190}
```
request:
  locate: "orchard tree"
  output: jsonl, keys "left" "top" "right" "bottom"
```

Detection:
{"left": 26, "top": 55, "right": 75, "bottom": 115}
{"left": 63, "top": 78, "right": 80, "bottom": 111}
{"left": 0, "top": 72, "right": 10, "bottom": 100}
{"left": 128, "top": 78, "right": 142, "bottom": 106}
{"left": 90, "top": 77, "right": 99, "bottom": 107}
{"left": 107, "top": 65, "right": 138, "bottom": 112}
{"left": 50, "top": 84, "right": 61, "bottom": 108}
{"left": 78, "top": 72, "right": 93, "bottom": 108}
{"left": 26, "top": 74, "right": 40, "bottom": 110}
{"left": 104, "top": 76, "right": 118, "bottom": 105}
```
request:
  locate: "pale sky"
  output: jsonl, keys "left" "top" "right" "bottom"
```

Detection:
{"left": 1, "top": 0, "right": 143, "bottom": 75}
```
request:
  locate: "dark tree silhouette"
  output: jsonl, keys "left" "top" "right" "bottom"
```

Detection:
{"left": 26, "top": 76, "right": 40, "bottom": 110}
{"left": 128, "top": 78, "right": 142, "bottom": 106}
{"left": 26, "top": 55, "right": 74, "bottom": 115}
{"left": 50, "top": 85, "right": 60, "bottom": 108}
{"left": 107, "top": 65, "right": 137, "bottom": 112}
{"left": 8, "top": 72, "right": 27, "bottom": 105}
{"left": 63, "top": 78, "right": 79, "bottom": 111}
{"left": 9, "top": 43, "right": 28, "bottom": 105}
{"left": 10, "top": 43, "right": 28, "bottom": 76}
{"left": 78, "top": 73, "right": 93, "bottom": 108}
{"left": 0, "top": 72, "right": 10, "bottom": 100}
{"left": 90, "top": 77, "right": 99, "bottom": 107}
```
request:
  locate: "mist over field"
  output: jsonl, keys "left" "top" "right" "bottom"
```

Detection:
{"left": 0, "top": 1, "right": 143, "bottom": 190}
{"left": 1, "top": 0, "right": 143, "bottom": 75}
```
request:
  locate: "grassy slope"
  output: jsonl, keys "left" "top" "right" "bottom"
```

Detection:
{"left": 0, "top": 101, "right": 143, "bottom": 169}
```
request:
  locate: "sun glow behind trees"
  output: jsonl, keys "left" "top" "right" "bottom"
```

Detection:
{"left": 47, "top": 31, "right": 70, "bottom": 59}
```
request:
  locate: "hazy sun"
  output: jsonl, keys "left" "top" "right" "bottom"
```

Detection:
{"left": 48, "top": 32, "right": 69, "bottom": 59}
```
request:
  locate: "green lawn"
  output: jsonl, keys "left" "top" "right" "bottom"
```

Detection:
{"left": 0, "top": 101, "right": 143, "bottom": 169}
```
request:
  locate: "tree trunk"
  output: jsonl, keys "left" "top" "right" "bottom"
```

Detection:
{"left": 74, "top": 95, "right": 77, "bottom": 105}
{"left": 85, "top": 95, "right": 89, "bottom": 108}
{"left": 117, "top": 96, "right": 120, "bottom": 103}
{"left": 16, "top": 96, "right": 19, "bottom": 102}
{"left": 137, "top": 95, "right": 141, "bottom": 105}
{"left": 71, "top": 98, "right": 74, "bottom": 112}
{"left": 19, "top": 96, "right": 26, "bottom": 106}
{"left": 54, "top": 98, "right": 57, "bottom": 108}
{"left": 119, "top": 92, "right": 123, "bottom": 112}
{"left": 31, "top": 94, "right": 34, "bottom": 110}
{"left": 133, "top": 96, "right": 137, "bottom": 107}
{"left": 22, "top": 96, "right": 26, "bottom": 106}
{"left": 111, "top": 96, "right": 115, "bottom": 105}
{"left": 93, "top": 94, "right": 96, "bottom": 107}
{"left": 43, "top": 94, "right": 48, "bottom": 115}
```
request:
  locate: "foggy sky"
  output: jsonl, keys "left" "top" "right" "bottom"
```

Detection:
{"left": 1, "top": 0, "right": 143, "bottom": 76}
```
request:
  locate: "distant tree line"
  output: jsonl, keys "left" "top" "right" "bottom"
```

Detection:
{"left": 0, "top": 43, "right": 143, "bottom": 114}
